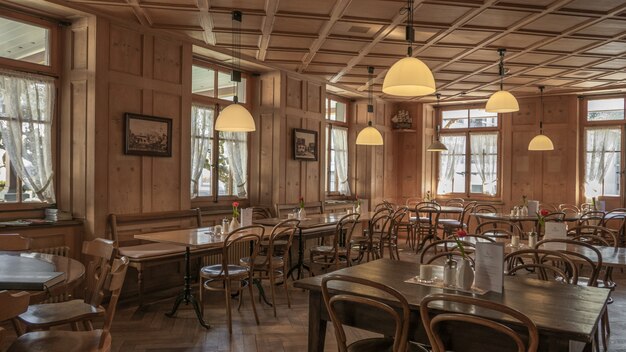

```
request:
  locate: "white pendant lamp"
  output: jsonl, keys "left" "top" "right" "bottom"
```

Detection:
{"left": 215, "top": 10, "right": 256, "bottom": 132}
{"left": 382, "top": 0, "right": 435, "bottom": 97}
{"left": 356, "top": 66, "right": 384, "bottom": 145}
{"left": 528, "top": 86, "right": 554, "bottom": 151}
{"left": 485, "top": 48, "right": 519, "bottom": 113}
{"left": 427, "top": 93, "right": 448, "bottom": 152}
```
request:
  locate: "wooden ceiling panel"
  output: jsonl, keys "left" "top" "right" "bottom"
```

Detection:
{"left": 522, "top": 14, "right": 588, "bottom": 33}
{"left": 489, "top": 33, "right": 547, "bottom": 49}
{"left": 600, "top": 72, "right": 626, "bottom": 80}
{"left": 503, "top": 76, "right": 539, "bottom": 84}
{"left": 330, "top": 21, "right": 384, "bottom": 39}
{"left": 462, "top": 49, "right": 502, "bottom": 62}
{"left": 320, "top": 38, "right": 367, "bottom": 53}
{"left": 564, "top": 0, "right": 626, "bottom": 13}
{"left": 386, "top": 26, "right": 439, "bottom": 42}
{"left": 445, "top": 62, "right": 489, "bottom": 72}
{"left": 413, "top": 3, "right": 473, "bottom": 25}
{"left": 344, "top": 0, "right": 404, "bottom": 21}
{"left": 209, "top": 0, "right": 266, "bottom": 11}
{"left": 272, "top": 17, "right": 325, "bottom": 34}
{"left": 592, "top": 58, "right": 626, "bottom": 69}
{"left": 359, "top": 55, "right": 405, "bottom": 67}
{"left": 214, "top": 33, "right": 260, "bottom": 47}
{"left": 509, "top": 53, "right": 559, "bottom": 65}
{"left": 369, "top": 42, "right": 409, "bottom": 56}
{"left": 420, "top": 46, "right": 466, "bottom": 59}
{"left": 562, "top": 70, "right": 607, "bottom": 78}
{"left": 81, "top": 4, "right": 140, "bottom": 24}
{"left": 584, "top": 42, "right": 626, "bottom": 55}
{"left": 264, "top": 51, "right": 304, "bottom": 62}
{"left": 140, "top": 0, "right": 197, "bottom": 8}
{"left": 268, "top": 35, "right": 315, "bottom": 50}
{"left": 305, "top": 64, "right": 348, "bottom": 74}
{"left": 525, "top": 67, "right": 567, "bottom": 77}
{"left": 311, "top": 52, "right": 356, "bottom": 64}
{"left": 277, "top": 0, "right": 337, "bottom": 16}
{"left": 212, "top": 12, "right": 263, "bottom": 30}
{"left": 538, "top": 38, "right": 597, "bottom": 52}
{"left": 463, "top": 74, "right": 499, "bottom": 83}
{"left": 434, "top": 72, "right": 466, "bottom": 81}
{"left": 575, "top": 19, "right": 626, "bottom": 37}
{"left": 446, "top": 83, "right": 481, "bottom": 91}
{"left": 466, "top": 9, "right": 531, "bottom": 29}
{"left": 572, "top": 80, "right": 610, "bottom": 88}
{"left": 439, "top": 30, "right": 496, "bottom": 45}
{"left": 552, "top": 56, "right": 603, "bottom": 67}
{"left": 536, "top": 78, "right": 575, "bottom": 86}
{"left": 146, "top": 8, "right": 201, "bottom": 27}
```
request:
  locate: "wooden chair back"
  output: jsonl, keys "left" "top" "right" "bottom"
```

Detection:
{"left": 543, "top": 212, "right": 566, "bottom": 222}
{"left": 420, "top": 239, "right": 476, "bottom": 266}
{"left": 469, "top": 203, "right": 499, "bottom": 231}
{"left": 415, "top": 202, "right": 441, "bottom": 228}
{"left": 580, "top": 203, "right": 593, "bottom": 212}
{"left": 208, "top": 226, "right": 264, "bottom": 278}
{"left": 265, "top": 219, "right": 299, "bottom": 262}
{"left": 82, "top": 238, "right": 116, "bottom": 306}
{"left": 251, "top": 206, "right": 273, "bottom": 220}
{"left": 331, "top": 213, "right": 360, "bottom": 250}
{"left": 420, "top": 293, "right": 539, "bottom": 352}
{"left": 275, "top": 201, "right": 324, "bottom": 218}
{"left": 322, "top": 275, "right": 410, "bottom": 352}
{"left": 578, "top": 210, "right": 605, "bottom": 226}
{"left": 459, "top": 201, "right": 477, "bottom": 225}
{"left": 405, "top": 197, "right": 422, "bottom": 207}
{"left": 567, "top": 225, "right": 617, "bottom": 247}
{"left": 602, "top": 208, "right": 626, "bottom": 242}
{"left": 504, "top": 248, "right": 578, "bottom": 284}
{"left": 99, "top": 256, "right": 129, "bottom": 349}
{"left": 539, "top": 203, "right": 558, "bottom": 212}
{"left": 559, "top": 203, "right": 580, "bottom": 214}
{"left": 536, "top": 238, "right": 602, "bottom": 285}
{"left": 368, "top": 207, "right": 392, "bottom": 236}
{"left": 445, "top": 198, "right": 464, "bottom": 207}
{"left": 108, "top": 209, "right": 202, "bottom": 246}
{"left": 0, "top": 290, "right": 29, "bottom": 343}
{"left": 0, "top": 234, "right": 31, "bottom": 251}
{"left": 476, "top": 220, "right": 523, "bottom": 239}
{"left": 374, "top": 201, "right": 393, "bottom": 212}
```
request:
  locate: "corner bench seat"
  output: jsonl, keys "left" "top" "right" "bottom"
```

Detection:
{"left": 117, "top": 243, "right": 187, "bottom": 260}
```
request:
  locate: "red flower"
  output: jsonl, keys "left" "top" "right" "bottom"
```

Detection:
{"left": 540, "top": 209, "right": 550, "bottom": 217}
{"left": 232, "top": 201, "right": 239, "bottom": 208}
{"left": 456, "top": 229, "right": 467, "bottom": 238}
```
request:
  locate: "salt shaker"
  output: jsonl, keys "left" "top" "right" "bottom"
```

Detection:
{"left": 528, "top": 232, "right": 538, "bottom": 247}
{"left": 222, "top": 218, "right": 230, "bottom": 234}
{"left": 511, "top": 235, "right": 520, "bottom": 247}
{"left": 443, "top": 254, "right": 457, "bottom": 288}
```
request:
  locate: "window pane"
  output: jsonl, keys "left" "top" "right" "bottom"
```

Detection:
{"left": 470, "top": 133, "right": 498, "bottom": 195}
{"left": 469, "top": 109, "right": 498, "bottom": 128}
{"left": 217, "top": 71, "right": 246, "bottom": 103}
{"left": 218, "top": 131, "right": 248, "bottom": 198}
{"left": 327, "top": 99, "right": 347, "bottom": 122}
{"left": 192, "top": 66, "right": 215, "bottom": 97}
{"left": 442, "top": 109, "right": 468, "bottom": 129}
{"left": 0, "top": 16, "right": 49, "bottom": 66}
{"left": 585, "top": 128, "right": 621, "bottom": 197}
{"left": 438, "top": 135, "right": 466, "bottom": 194}
{"left": 587, "top": 98, "right": 624, "bottom": 121}
{"left": 191, "top": 105, "right": 214, "bottom": 197}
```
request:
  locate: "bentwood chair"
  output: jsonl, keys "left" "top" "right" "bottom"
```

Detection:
{"left": 602, "top": 208, "right": 626, "bottom": 246}
{"left": 420, "top": 293, "right": 539, "bottom": 352}
{"left": 578, "top": 211, "right": 605, "bottom": 226}
{"left": 240, "top": 219, "right": 299, "bottom": 317}
{"left": 379, "top": 207, "right": 408, "bottom": 260}
{"left": 438, "top": 201, "right": 476, "bottom": 237}
{"left": 310, "top": 213, "right": 360, "bottom": 273}
{"left": 0, "top": 291, "right": 29, "bottom": 345}
{"left": 476, "top": 220, "right": 524, "bottom": 239}
{"left": 16, "top": 238, "right": 116, "bottom": 334}
{"left": 199, "top": 226, "right": 263, "bottom": 334}
{"left": 0, "top": 234, "right": 31, "bottom": 251}
{"left": 420, "top": 239, "right": 476, "bottom": 267}
{"left": 468, "top": 204, "right": 498, "bottom": 233}
{"left": 9, "top": 257, "right": 129, "bottom": 352}
{"left": 322, "top": 275, "right": 427, "bottom": 352}
{"left": 414, "top": 202, "right": 441, "bottom": 252}
{"left": 352, "top": 207, "right": 391, "bottom": 262}
{"left": 504, "top": 249, "right": 578, "bottom": 284}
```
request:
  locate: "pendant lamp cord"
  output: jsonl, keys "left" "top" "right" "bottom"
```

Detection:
{"left": 232, "top": 11, "right": 242, "bottom": 104}
{"left": 435, "top": 93, "right": 441, "bottom": 141}
{"left": 405, "top": 0, "right": 414, "bottom": 57}
{"left": 367, "top": 66, "right": 374, "bottom": 126}
{"left": 539, "top": 86, "right": 544, "bottom": 134}
{"left": 498, "top": 48, "right": 506, "bottom": 91}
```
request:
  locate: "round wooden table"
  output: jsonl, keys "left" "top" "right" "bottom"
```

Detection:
{"left": 0, "top": 251, "right": 85, "bottom": 304}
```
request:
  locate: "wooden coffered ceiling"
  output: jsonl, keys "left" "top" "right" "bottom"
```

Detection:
{"left": 7, "top": 0, "right": 626, "bottom": 102}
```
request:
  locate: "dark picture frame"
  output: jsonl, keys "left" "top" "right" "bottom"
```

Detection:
{"left": 124, "top": 113, "right": 173, "bottom": 157}
{"left": 293, "top": 128, "right": 318, "bottom": 161}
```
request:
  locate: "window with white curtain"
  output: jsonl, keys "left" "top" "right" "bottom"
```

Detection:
{"left": 325, "top": 96, "right": 350, "bottom": 195}
{"left": 190, "top": 61, "right": 250, "bottom": 200}
{"left": 438, "top": 107, "right": 499, "bottom": 197}
{"left": 584, "top": 128, "right": 621, "bottom": 197}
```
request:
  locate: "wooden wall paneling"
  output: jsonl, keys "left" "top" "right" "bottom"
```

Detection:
{"left": 258, "top": 113, "right": 275, "bottom": 205}
{"left": 179, "top": 42, "right": 193, "bottom": 211}
{"left": 305, "top": 118, "right": 322, "bottom": 203}
{"left": 286, "top": 76, "right": 302, "bottom": 110}
{"left": 512, "top": 100, "right": 538, "bottom": 126}
{"left": 108, "top": 24, "right": 142, "bottom": 76}
{"left": 541, "top": 128, "right": 569, "bottom": 204}
{"left": 153, "top": 38, "right": 182, "bottom": 84}
{"left": 307, "top": 81, "right": 322, "bottom": 113}
{"left": 284, "top": 116, "right": 302, "bottom": 203}
{"left": 543, "top": 96, "right": 569, "bottom": 124}
{"left": 422, "top": 103, "right": 436, "bottom": 196}
{"left": 510, "top": 129, "right": 538, "bottom": 204}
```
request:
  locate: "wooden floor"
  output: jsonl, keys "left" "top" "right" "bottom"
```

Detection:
{"left": 3, "top": 240, "right": 626, "bottom": 351}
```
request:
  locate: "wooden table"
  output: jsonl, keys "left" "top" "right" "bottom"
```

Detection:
{"left": 0, "top": 251, "right": 85, "bottom": 304}
{"left": 135, "top": 227, "right": 257, "bottom": 328}
{"left": 294, "top": 259, "right": 609, "bottom": 352}
{"left": 254, "top": 212, "right": 372, "bottom": 280}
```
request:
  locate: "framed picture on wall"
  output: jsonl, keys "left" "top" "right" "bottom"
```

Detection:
{"left": 124, "top": 113, "right": 173, "bottom": 157}
{"left": 293, "top": 128, "right": 318, "bottom": 161}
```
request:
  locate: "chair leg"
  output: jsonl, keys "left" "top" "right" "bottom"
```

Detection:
{"left": 11, "top": 318, "right": 25, "bottom": 336}
{"left": 83, "top": 320, "right": 94, "bottom": 331}
{"left": 199, "top": 277, "right": 204, "bottom": 317}
{"left": 283, "top": 269, "right": 292, "bottom": 309}
{"left": 137, "top": 267, "right": 144, "bottom": 307}
{"left": 269, "top": 269, "right": 277, "bottom": 318}
{"left": 71, "top": 322, "right": 80, "bottom": 331}
{"left": 248, "top": 274, "right": 260, "bottom": 325}
{"left": 225, "top": 280, "right": 233, "bottom": 334}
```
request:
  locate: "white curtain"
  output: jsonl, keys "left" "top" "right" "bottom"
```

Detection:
{"left": 437, "top": 135, "right": 465, "bottom": 194}
{"left": 0, "top": 69, "right": 55, "bottom": 203}
{"left": 223, "top": 131, "right": 248, "bottom": 198}
{"left": 585, "top": 128, "right": 620, "bottom": 193}
{"left": 190, "top": 105, "right": 213, "bottom": 197}
{"left": 471, "top": 133, "right": 498, "bottom": 195}
{"left": 331, "top": 127, "right": 351, "bottom": 196}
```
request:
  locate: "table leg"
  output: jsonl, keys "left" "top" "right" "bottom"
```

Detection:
{"left": 287, "top": 229, "right": 311, "bottom": 280}
{"left": 307, "top": 291, "right": 327, "bottom": 352}
{"left": 165, "top": 246, "right": 210, "bottom": 329}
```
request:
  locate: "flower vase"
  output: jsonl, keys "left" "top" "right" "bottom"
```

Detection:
{"left": 456, "top": 258, "right": 474, "bottom": 290}
{"left": 230, "top": 217, "right": 240, "bottom": 231}
{"left": 356, "top": 204, "right": 361, "bottom": 214}
{"left": 298, "top": 208, "right": 306, "bottom": 220}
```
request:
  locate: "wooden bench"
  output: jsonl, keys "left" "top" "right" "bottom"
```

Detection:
{"left": 108, "top": 209, "right": 208, "bottom": 305}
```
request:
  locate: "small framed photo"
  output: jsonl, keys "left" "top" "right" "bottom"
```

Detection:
{"left": 124, "top": 113, "right": 172, "bottom": 157}
{"left": 293, "top": 128, "right": 318, "bottom": 161}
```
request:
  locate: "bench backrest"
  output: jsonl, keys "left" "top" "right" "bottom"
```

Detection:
{"left": 275, "top": 201, "right": 324, "bottom": 218}
{"left": 108, "top": 209, "right": 202, "bottom": 246}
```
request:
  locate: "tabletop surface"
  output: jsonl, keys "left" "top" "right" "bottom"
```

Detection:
{"left": 134, "top": 227, "right": 262, "bottom": 248}
{"left": 473, "top": 211, "right": 626, "bottom": 222}
{"left": 253, "top": 211, "right": 373, "bottom": 228}
{"left": 0, "top": 251, "right": 85, "bottom": 303}
{"left": 416, "top": 205, "right": 463, "bottom": 213}
{"left": 294, "top": 259, "right": 609, "bottom": 342}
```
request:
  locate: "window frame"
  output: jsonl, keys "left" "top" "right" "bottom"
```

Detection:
{"left": 190, "top": 59, "right": 252, "bottom": 207}
{"left": 325, "top": 94, "right": 350, "bottom": 197}
{"left": 436, "top": 105, "right": 502, "bottom": 200}
{"left": 580, "top": 94, "right": 626, "bottom": 202}
{"left": 0, "top": 10, "right": 59, "bottom": 210}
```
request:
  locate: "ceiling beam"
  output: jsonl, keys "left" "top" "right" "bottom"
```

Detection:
{"left": 257, "top": 0, "right": 279, "bottom": 61}
{"left": 196, "top": 0, "right": 216, "bottom": 45}
{"left": 297, "top": 0, "right": 352, "bottom": 73}
{"left": 125, "top": 0, "right": 151, "bottom": 26}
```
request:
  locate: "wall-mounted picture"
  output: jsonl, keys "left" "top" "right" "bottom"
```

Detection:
{"left": 124, "top": 113, "right": 172, "bottom": 157}
{"left": 293, "top": 128, "right": 318, "bottom": 161}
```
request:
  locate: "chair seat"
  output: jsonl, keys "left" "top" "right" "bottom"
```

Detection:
{"left": 240, "top": 256, "right": 284, "bottom": 269}
{"left": 200, "top": 264, "right": 249, "bottom": 277}
{"left": 18, "top": 300, "right": 104, "bottom": 328}
{"left": 310, "top": 245, "right": 347, "bottom": 255}
{"left": 118, "top": 243, "right": 186, "bottom": 259}
{"left": 8, "top": 329, "right": 110, "bottom": 352}
{"left": 410, "top": 216, "right": 430, "bottom": 223}
{"left": 350, "top": 236, "right": 369, "bottom": 244}
{"left": 347, "top": 338, "right": 428, "bottom": 352}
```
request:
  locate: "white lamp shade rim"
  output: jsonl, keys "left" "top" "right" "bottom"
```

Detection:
{"left": 485, "top": 90, "right": 520, "bottom": 113}
{"left": 427, "top": 140, "right": 448, "bottom": 152}
{"left": 356, "top": 126, "right": 384, "bottom": 145}
{"left": 215, "top": 103, "right": 256, "bottom": 132}
{"left": 528, "top": 134, "right": 554, "bottom": 151}
{"left": 382, "top": 57, "right": 436, "bottom": 97}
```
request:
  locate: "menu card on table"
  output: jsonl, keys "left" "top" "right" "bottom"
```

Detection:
{"left": 543, "top": 222, "right": 567, "bottom": 250}
{"left": 474, "top": 242, "right": 504, "bottom": 294}
{"left": 240, "top": 208, "right": 253, "bottom": 227}
{"left": 527, "top": 200, "right": 539, "bottom": 216}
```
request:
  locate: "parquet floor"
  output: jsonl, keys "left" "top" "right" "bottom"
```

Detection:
{"left": 3, "top": 240, "right": 626, "bottom": 351}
